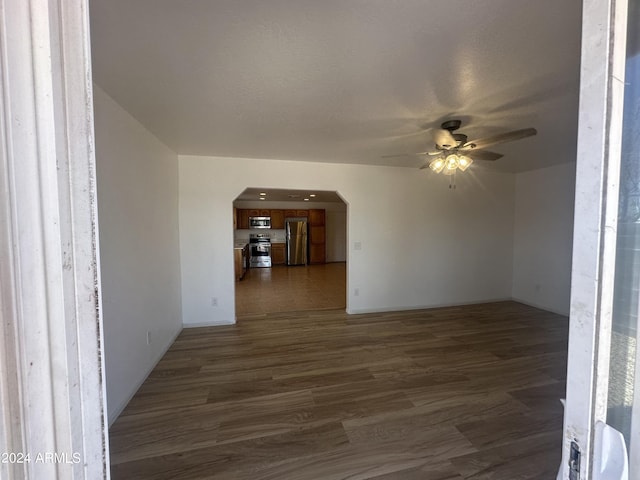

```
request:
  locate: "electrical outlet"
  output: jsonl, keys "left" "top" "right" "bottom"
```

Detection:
{"left": 354, "top": 288, "right": 360, "bottom": 296}
{"left": 354, "top": 241, "right": 362, "bottom": 251}
{"left": 211, "top": 297, "right": 218, "bottom": 307}
{"left": 146, "top": 331, "right": 151, "bottom": 345}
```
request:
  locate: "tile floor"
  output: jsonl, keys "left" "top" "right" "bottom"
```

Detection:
{"left": 235, "top": 262, "right": 346, "bottom": 316}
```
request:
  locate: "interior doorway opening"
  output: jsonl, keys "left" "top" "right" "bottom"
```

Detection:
{"left": 232, "top": 187, "right": 348, "bottom": 317}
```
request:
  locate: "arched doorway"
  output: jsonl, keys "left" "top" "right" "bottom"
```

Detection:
{"left": 232, "top": 188, "right": 347, "bottom": 316}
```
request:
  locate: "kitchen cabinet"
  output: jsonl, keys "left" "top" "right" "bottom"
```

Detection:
{"left": 309, "top": 225, "right": 326, "bottom": 264}
{"left": 234, "top": 244, "right": 249, "bottom": 280}
{"left": 284, "top": 209, "right": 308, "bottom": 218}
{"left": 236, "top": 209, "right": 249, "bottom": 229}
{"left": 270, "top": 210, "right": 285, "bottom": 229}
{"left": 308, "top": 209, "right": 326, "bottom": 264}
{"left": 308, "top": 208, "right": 325, "bottom": 226}
{"left": 247, "top": 209, "right": 270, "bottom": 217}
{"left": 271, "top": 242, "right": 286, "bottom": 265}
{"left": 284, "top": 210, "right": 309, "bottom": 218}
{"left": 309, "top": 243, "right": 326, "bottom": 264}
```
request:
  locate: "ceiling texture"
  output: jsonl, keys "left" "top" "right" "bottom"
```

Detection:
{"left": 89, "top": 0, "right": 583, "bottom": 173}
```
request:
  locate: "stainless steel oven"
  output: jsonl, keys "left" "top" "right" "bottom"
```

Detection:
{"left": 249, "top": 233, "right": 271, "bottom": 268}
{"left": 249, "top": 216, "right": 271, "bottom": 229}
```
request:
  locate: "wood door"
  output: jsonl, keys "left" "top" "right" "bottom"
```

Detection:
{"left": 308, "top": 208, "right": 325, "bottom": 226}
{"left": 284, "top": 209, "right": 297, "bottom": 218}
{"left": 234, "top": 248, "right": 244, "bottom": 280}
{"left": 308, "top": 225, "right": 326, "bottom": 264}
{"left": 259, "top": 209, "right": 270, "bottom": 216}
{"left": 270, "top": 210, "right": 285, "bottom": 229}
{"left": 248, "top": 209, "right": 260, "bottom": 217}
{"left": 295, "top": 210, "right": 308, "bottom": 217}
{"left": 308, "top": 209, "right": 326, "bottom": 264}
{"left": 271, "top": 243, "right": 286, "bottom": 265}
{"left": 237, "top": 209, "right": 249, "bottom": 229}
{"left": 309, "top": 243, "right": 325, "bottom": 264}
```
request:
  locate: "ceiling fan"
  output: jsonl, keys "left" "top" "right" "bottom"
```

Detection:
{"left": 383, "top": 120, "right": 537, "bottom": 175}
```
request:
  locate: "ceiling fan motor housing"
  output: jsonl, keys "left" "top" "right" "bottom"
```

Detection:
{"left": 452, "top": 133, "right": 467, "bottom": 146}
{"left": 440, "top": 119, "right": 462, "bottom": 132}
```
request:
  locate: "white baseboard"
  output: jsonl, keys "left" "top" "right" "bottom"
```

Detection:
{"left": 183, "top": 318, "right": 236, "bottom": 328}
{"left": 107, "top": 325, "right": 183, "bottom": 426}
{"left": 510, "top": 297, "right": 569, "bottom": 317}
{"left": 346, "top": 297, "right": 513, "bottom": 315}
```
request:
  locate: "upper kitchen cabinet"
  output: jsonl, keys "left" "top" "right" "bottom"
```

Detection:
{"left": 308, "top": 209, "right": 325, "bottom": 226}
{"left": 236, "top": 209, "right": 249, "bottom": 229}
{"left": 285, "top": 209, "right": 308, "bottom": 218}
{"left": 270, "top": 210, "right": 285, "bottom": 229}
{"left": 247, "top": 209, "right": 269, "bottom": 216}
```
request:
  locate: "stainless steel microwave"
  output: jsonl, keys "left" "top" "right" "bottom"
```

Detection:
{"left": 249, "top": 216, "right": 271, "bottom": 229}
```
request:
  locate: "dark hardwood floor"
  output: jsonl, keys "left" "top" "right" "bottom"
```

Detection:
{"left": 109, "top": 301, "right": 568, "bottom": 479}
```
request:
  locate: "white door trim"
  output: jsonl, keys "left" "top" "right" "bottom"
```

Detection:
{"left": 563, "top": 0, "right": 629, "bottom": 477}
{"left": 0, "top": 0, "right": 108, "bottom": 478}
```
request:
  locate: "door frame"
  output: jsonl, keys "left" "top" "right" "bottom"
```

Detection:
{"left": 0, "top": 0, "right": 108, "bottom": 478}
{"left": 2, "top": 0, "right": 633, "bottom": 478}
{"left": 562, "top": 0, "right": 629, "bottom": 477}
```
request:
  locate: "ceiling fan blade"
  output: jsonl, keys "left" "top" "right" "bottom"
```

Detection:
{"left": 381, "top": 151, "right": 430, "bottom": 158}
{"left": 432, "top": 129, "right": 457, "bottom": 149}
{"left": 462, "top": 149, "right": 504, "bottom": 161}
{"left": 464, "top": 128, "right": 537, "bottom": 150}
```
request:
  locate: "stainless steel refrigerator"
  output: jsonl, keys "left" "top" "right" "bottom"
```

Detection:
{"left": 286, "top": 221, "right": 307, "bottom": 265}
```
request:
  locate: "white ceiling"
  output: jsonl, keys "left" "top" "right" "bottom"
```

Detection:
{"left": 89, "top": 0, "right": 583, "bottom": 173}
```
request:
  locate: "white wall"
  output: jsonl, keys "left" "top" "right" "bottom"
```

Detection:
{"left": 512, "top": 162, "right": 576, "bottom": 315}
{"left": 94, "top": 86, "right": 183, "bottom": 424}
{"left": 179, "top": 155, "right": 516, "bottom": 325}
{"left": 326, "top": 210, "right": 347, "bottom": 262}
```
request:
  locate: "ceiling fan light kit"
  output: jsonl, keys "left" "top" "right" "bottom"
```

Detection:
{"left": 428, "top": 157, "right": 445, "bottom": 173}
{"left": 385, "top": 119, "right": 537, "bottom": 177}
{"left": 431, "top": 153, "right": 473, "bottom": 175}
